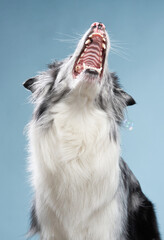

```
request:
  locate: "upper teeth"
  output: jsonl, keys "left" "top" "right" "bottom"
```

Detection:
{"left": 89, "top": 32, "right": 104, "bottom": 38}
{"left": 102, "top": 43, "right": 106, "bottom": 49}
{"left": 85, "top": 33, "right": 107, "bottom": 50}
{"left": 96, "top": 67, "right": 102, "bottom": 74}
{"left": 85, "top": 39, "right": 91, "bottom": 45}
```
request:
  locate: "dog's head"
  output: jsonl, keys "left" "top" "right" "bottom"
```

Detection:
{"left": 23, "top": 22, "right": 135, "bottom": 124}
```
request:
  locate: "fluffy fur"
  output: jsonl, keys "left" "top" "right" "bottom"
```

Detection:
{"left": 24, "top": 23, "right": 161, "bottom": 240}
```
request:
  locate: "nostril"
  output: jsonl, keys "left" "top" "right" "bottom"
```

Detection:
{"left": 91, "top": 22, "right": 98, "bottom": 28}
{"left": 98, "top": 22, "right": 105, "bottom": 30}
{"left": 98, "top": 24, "right": 102, "bottom": 29}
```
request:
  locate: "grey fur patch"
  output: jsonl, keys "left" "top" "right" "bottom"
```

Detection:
{"left": 34, "top": 87, "right": 70, "bottom": 120}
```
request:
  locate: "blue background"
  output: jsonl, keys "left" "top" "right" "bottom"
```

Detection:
{"left": 0, "top": 0, "right": 164, "bottom": 239}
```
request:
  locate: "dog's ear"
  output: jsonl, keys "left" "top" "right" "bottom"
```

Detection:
{"left": 111, "top": 73, "right": 136, "bottom": 107}
{"left": 23, "top": 78, "right": 36, "bottom": 93}
{"left": 120, "top": 90, "right": 136, "bottom": 106}
{"left": 114, "top": 88, "right": 136, "bottom": 106}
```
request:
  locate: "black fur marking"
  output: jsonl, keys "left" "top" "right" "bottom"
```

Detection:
{"left": 48, "top": 60, "right": 63, "bottom": 70}
{"left": 98, "top": 94, "right": 105, "bottom": 111}
{"left": 111, "top": 72, "right": 120, "bottom": 86}
{"left": 49, "top": 61, "right": 63, "bottom": 83}
{"left": 27, "top": 202, "right": 40, "bottom": 238}
{"left": 35, "top": 88, "right": 70, "bottom": 120}
{"left": 35, "top": 101, "right": 48, "bottom": 119}
{"left": 52, "top": 89, "right": 70, "bottom": 105}
{"left": 120, "top": 159, "right": 161, "bottom": 240}
{"left": 58, "top": 77, "right": 66, "bottom": 83}
{"left": 109, "top": 128, "right": 117, "bottom": 142}
{"left": 128, "top": 198, "right": 161, "bottom": 240}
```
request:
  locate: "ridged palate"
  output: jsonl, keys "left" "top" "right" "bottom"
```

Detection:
{"left": 82, "top": 43, "right": 102, "bottom": 68}
{"left": 83, "top": 50, "right": 100, "bottom": 61}
{"left": 83, "top": 58, "right": 100, "bottom": 67}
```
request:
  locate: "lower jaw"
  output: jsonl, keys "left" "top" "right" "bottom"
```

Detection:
{"left": 73, "top": 65, "right": 104, "bottom": 80}
{"left": 73, "top": 70, "right": 100, "bottom": 83}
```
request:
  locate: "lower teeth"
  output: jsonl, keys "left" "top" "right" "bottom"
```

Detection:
{"left": 83, "top": 63, "right": 102, "bottom": 74}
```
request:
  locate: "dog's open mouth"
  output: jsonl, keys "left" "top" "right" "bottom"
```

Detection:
{"left": 73, "top": 22, "right": 107, "bottom": 79}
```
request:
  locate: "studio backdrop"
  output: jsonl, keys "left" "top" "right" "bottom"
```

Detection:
{"left": 0, "top": 0, "right": 164, "bottom": 239}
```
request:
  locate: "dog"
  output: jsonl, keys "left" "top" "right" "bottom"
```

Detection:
{"left": 24, "top": 22, "right": 161, "bottom": 240}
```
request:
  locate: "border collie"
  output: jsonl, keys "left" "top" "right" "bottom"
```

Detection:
{"left": 24, "top": 22, "right": 161, "bottom": 240}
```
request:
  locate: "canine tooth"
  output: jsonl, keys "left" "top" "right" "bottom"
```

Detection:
{"left": 103, "top": 37, "right": 106, "bottom": 42}
{"left": 85, "top": 39, "right": 91, "bottom": 45}
{"left": 75, "top": 65, "right": 81, "bottom": 72}
{"left": 81, "top": 53, "right": 84, "bottom": 57}
{"left": 83, "top": 63, "right": 86, "bottom": 69}
{"left": 97, "top": 67, "right": 102, "bottom": 74}
{"left": 89, "top": 34, "right": 93, "bottom": 38}
{"left": 102, "top": 43, "right": 106, "bottom": 49}
{"left": 83, "top": 65, "right": 102, "bottom": 74}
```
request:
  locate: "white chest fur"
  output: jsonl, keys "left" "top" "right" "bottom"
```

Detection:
{"left": 29, "top": 97, "right": 122, "bottom": 240}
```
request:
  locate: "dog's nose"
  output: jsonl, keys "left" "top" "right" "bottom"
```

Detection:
{"left": 91, "top": 22, "right": 105, "bottom": 30}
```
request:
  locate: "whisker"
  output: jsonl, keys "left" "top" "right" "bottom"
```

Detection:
{"left": 109, "top": 36, "right": 131, "bottom": 61}
{"left": 53, "top": 32, "right": 82, "bottom": 49}
{"left": 55, "top": 32, "right": 80, "bottom": 40}
{"left": 53, "top": 38, "right": 78, "bottom": 43}
{"left": 110, "top": 47, "right": 130, "bottom": 61}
